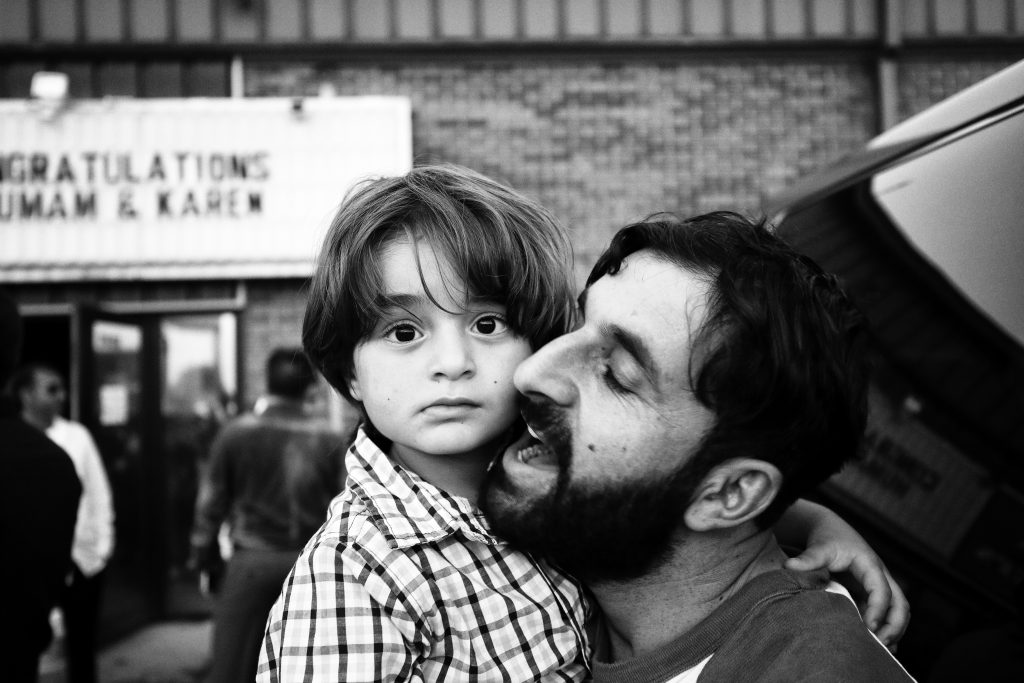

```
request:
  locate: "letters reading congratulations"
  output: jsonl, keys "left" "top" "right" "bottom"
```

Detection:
{"left": 0, "top": 151, "right": 270, "bottom": 222}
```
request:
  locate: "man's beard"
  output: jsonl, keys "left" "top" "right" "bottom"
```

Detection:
{"left": 481, "top": 398, "right": 709, "bottom": 585}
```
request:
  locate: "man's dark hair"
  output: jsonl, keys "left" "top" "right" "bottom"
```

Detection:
{"left": 587, "top": 211, "right": 869, "bottom": 526}
{"left": 266, "top": 348, "right": 316, "bottom": 400}
{"left": 6, "top": 363, "right": 60, "bottom": 411}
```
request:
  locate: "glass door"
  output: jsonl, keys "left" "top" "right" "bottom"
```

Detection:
{"left": 74, "top": 307, "right": 240, "bottom": 630}
{"left": 75, "top": 309, "right": 160, "bottom": 639}
{"left": 160, "top": 313, "right": 237, "bottom": 616}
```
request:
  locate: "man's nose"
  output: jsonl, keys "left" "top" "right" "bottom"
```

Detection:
{"left": 430, "top": 327, "right": 475, "bottom": 380}
{"left": 513, "top": 332, "right": 577, "bottom": 405}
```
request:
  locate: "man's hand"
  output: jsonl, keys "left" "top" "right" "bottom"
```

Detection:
{"left": 786, "top": 540, "right": 910, "bottom": 650}
{"left": 186, "top": 544, "right": 225, "bottom": 596}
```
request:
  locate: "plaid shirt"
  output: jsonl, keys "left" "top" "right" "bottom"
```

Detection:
{"left": 258, "top": 427, "right": 591, "bottom": 682}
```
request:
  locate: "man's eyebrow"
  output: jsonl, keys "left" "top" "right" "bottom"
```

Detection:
{"left": 603, "top": 322, "right": 658, "bottom": 386}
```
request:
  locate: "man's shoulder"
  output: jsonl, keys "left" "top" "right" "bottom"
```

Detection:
{"left": 224, "top": 410, "right": 339, "bottom": 441}
{"left": 1, "top": 416, "right": 77, "bottom": 475}
{"left": 0, "top": 415, "right": 81, "bottom": 506}
{"left": 219, "top": 412, "right": 262, "bottom": 433}
{"left": 49, "top": 416, "right": 93, "bottom": 440}
{"left": 702, "top": 573, "right": 914, "bottom": 682}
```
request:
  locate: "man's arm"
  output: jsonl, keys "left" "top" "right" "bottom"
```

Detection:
{"left": 188, "top": 428, "right": 233, "bottom": 579}
{"left": 775, "top": 499, "right": 910, "bottom": 649}
{"left": 77, "top": 425, "right": 116, "bottom": 572}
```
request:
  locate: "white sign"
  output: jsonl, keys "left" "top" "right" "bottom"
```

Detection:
{"left": 827, "top": 385, "right": 993, "bottom": 559}
{"left": 0, "top": 97, "right": 412, "bottom": 281}
{"left": 98, "top": 383, "right": 129, "bottom": 426}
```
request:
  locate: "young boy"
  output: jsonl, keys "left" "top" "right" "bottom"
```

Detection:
{"left": 258, "top": 164, "right": 903, "bottom": 681}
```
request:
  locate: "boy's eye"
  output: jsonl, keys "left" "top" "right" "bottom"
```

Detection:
{"left": 472, "top": 314, "right": 509, "bottom": 336}
{"left": 384, "top": 323, "right": 421, "bottom": 343}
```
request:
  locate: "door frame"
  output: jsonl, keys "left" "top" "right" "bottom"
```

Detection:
{"left": 18, "top": 292, "right": 246, "bottom": 636}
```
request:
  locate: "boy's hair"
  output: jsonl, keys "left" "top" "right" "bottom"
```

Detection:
{"left": 303, "top": 163, "right": 575, "bottom": 402}
{"left": 588, "top": 211, "right": 869, "bottom": 527}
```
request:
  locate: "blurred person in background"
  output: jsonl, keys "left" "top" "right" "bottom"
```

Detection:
{"left": 0, "top": 290, "right": 81, "bottom": 683}
{"left": 10, "top": 363, "right": 116, "bottom": 683}
{"left": 189, "top": 348, "right": 345, "bottom": 683}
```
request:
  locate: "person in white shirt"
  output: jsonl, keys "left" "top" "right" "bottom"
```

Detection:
{"left": 13, "top": 364, "right": 115, "bottom": 683}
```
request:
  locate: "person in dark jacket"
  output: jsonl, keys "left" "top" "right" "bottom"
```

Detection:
{"left": 0, "top": 288, "right": 81, "bottom": 683}
{"left": 189, "top": 347, "right": 344, "bottom": 683}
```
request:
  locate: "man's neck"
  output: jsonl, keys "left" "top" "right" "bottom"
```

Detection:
{"left": 257, "top": 394, "right": 304, "bottom": 414}
{"left": 590, "top": 527, "right": 787, "bottom": 662}
{"left": 21, "top": 410, "right": 54, "bottom": 432}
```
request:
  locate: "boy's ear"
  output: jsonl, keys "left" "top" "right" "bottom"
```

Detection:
{"left": 684, "top": 459, "right": 782, "bottom": 532}
{"left": 347, "top": 375, "right": 362, "bottom": 402}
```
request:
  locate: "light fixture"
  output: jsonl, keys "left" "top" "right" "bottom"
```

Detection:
{"left": 29, "top": 70, "right": 70, "bottom": 121}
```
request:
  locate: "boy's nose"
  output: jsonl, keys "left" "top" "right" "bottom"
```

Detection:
{"left": 430, "top": 330, "right": 475, "bottom": 380}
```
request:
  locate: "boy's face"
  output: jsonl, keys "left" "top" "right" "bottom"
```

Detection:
{"left": 348, "top": 238, "right": 531, "bottom": 463}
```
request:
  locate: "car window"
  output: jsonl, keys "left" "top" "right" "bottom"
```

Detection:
{"left": 870, "top": 108, "right": 1024, "bottom": 347}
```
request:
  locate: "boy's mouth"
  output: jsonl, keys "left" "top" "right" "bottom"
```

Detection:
{"left": 423, "top": 397, "right": 480, "bottom": 414}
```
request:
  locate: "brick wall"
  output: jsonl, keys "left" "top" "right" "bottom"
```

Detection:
{"left": 248, "top": 57, "right": 882, "bottom": 279}
{"left": 897, "top": 57, "right": 1019, "bottom": 121}
{"left": 248, "top": 55, "right": 1013, "bottom": 280}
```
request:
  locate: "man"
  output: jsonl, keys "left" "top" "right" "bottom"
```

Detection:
{"left": 483, "top": 212, "right": 915, "bottom": 681}
{"left": 0, "top": 291, "right": 81, "bottom": 683}
{"left": 189, "top": 348, "right": 345, "bottom": 683}
{"left": 11, "top": 363, "right": 115, "bottom": 683}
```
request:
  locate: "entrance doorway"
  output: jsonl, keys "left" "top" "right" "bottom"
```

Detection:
{"left": 160, "top": 314, "right": 237, "bottom": 616}
{"left": 19, "top": 308, "right": 238, "bottom": 640}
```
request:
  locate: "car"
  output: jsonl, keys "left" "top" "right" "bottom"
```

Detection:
{"left": 768, "top": 58, "right": 1024, "bottom": 676}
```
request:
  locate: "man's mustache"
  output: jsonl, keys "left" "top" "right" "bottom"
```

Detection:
{"left": 518, "top": 394, "right": 561, "bottom": 435}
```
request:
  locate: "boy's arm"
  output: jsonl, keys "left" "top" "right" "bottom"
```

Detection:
{"left": 258, "top": 536, "right": 425, "bottom": 682}
{"left": 775, "top": 499, "right": 910, "bottom": 649}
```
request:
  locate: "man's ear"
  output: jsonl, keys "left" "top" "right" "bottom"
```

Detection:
{"left": 684, "top": 459, "right": 782, "bottom": 532}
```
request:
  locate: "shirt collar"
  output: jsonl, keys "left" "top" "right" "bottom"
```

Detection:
{"left": 346, "top": 426, "right": 500, "bottom": 550}
{"left": 591, "top": 568, "right": 831, "bottom": 678}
